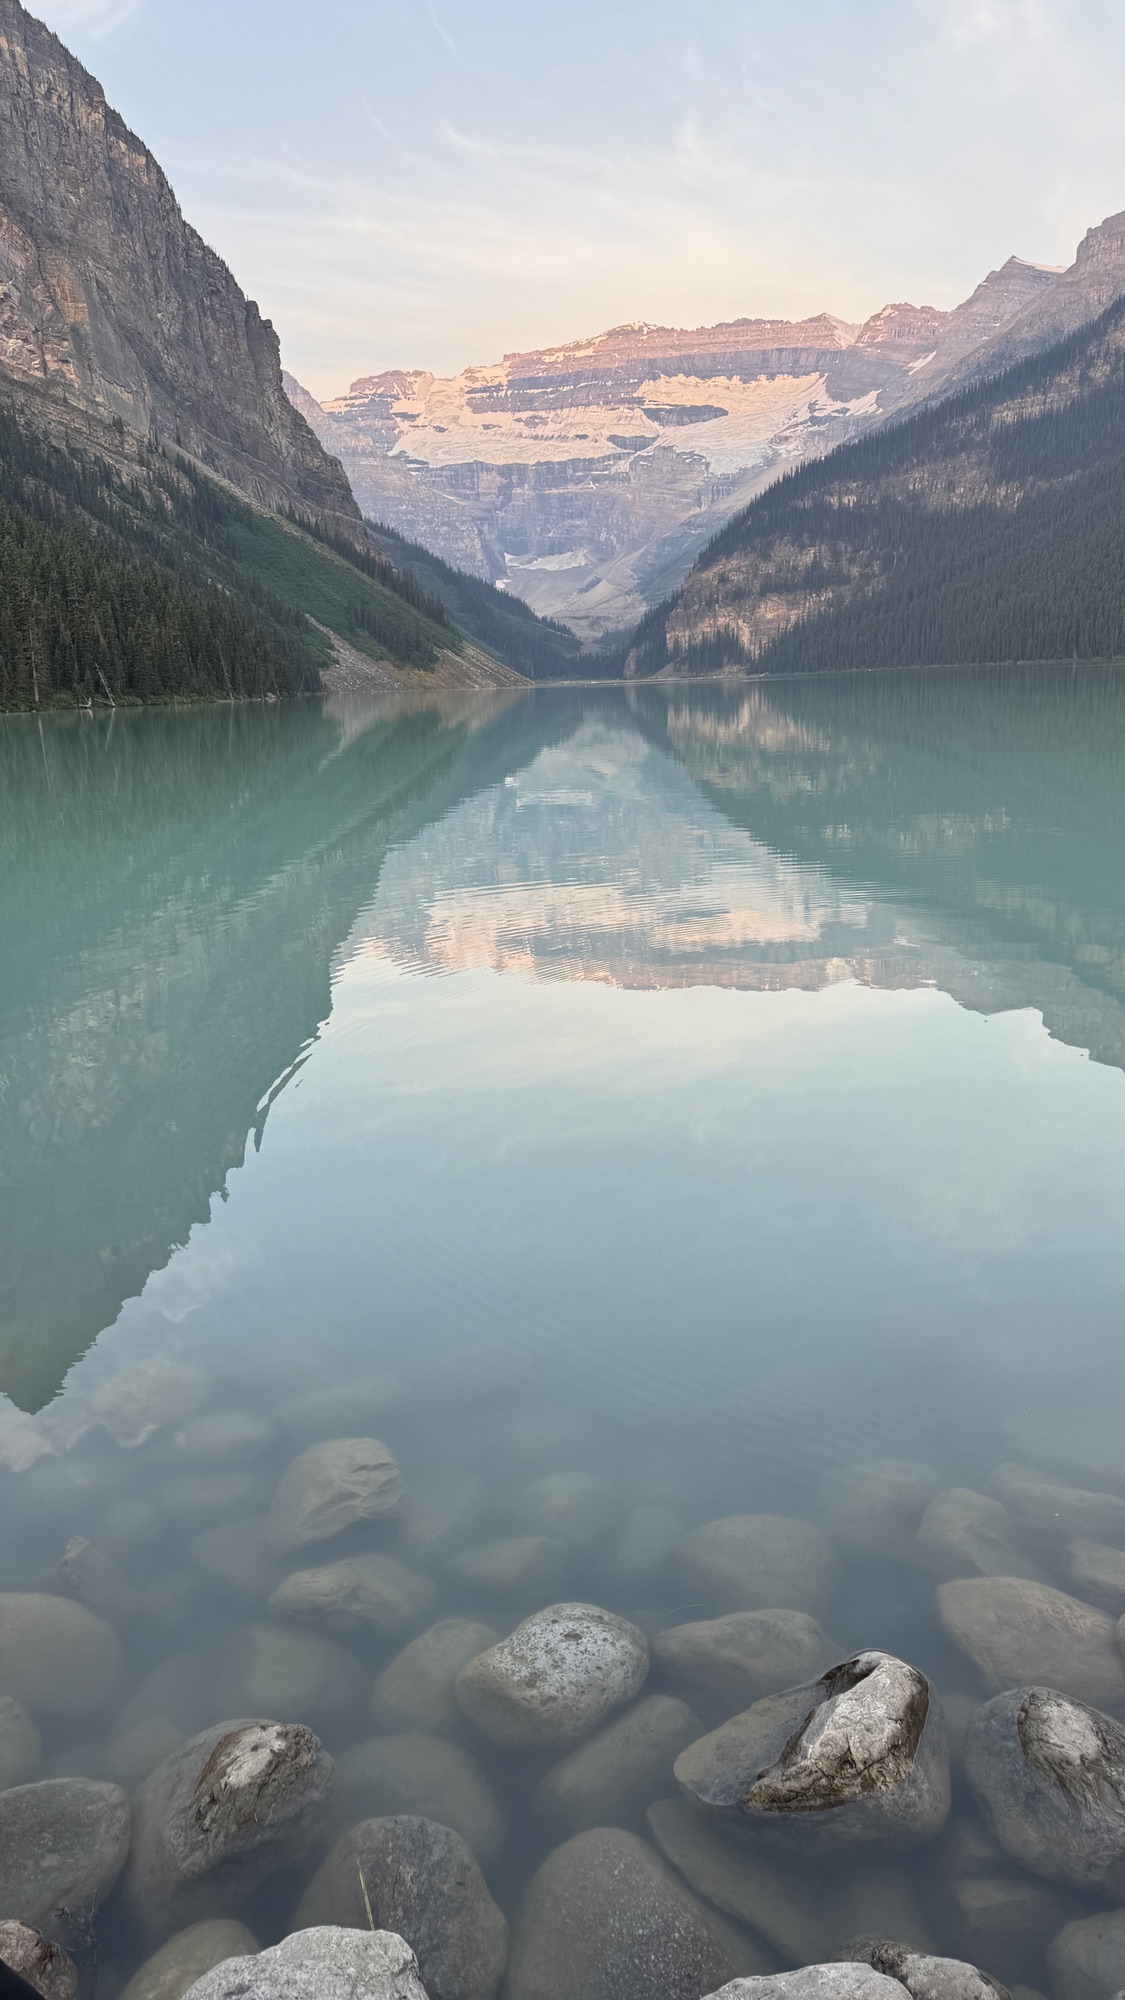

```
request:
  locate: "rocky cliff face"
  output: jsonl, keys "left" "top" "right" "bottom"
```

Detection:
{"left": 0, "top": 0, "right": 361, "bottom": 540}
{"left": 288, "top": 264, "right": 1059, "bottom": 637}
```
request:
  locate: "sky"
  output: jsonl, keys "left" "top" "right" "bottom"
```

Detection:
{"left": 29, "top": 0, "right": 1125, "bottom": 399}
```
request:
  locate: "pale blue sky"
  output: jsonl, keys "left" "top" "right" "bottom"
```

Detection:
{"left": 31, "top": 0, "right": 1125, "bottom": 397}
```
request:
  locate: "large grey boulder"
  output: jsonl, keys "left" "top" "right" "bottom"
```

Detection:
{"left": 0, "top": 1779, "right": 130, "bottom": 1943}
{"left": 0, "top": 1594, "right": 124, "bottom": 1721}
{"left": 1047, "top": 1910, "right": 1125, "bottom": 2000}
{"left": 504, "top": 1826, "right": 771, "bottom": 2000}
{"left": 819, "top": 1462, "right": 942, "bottom": 1560}
{"left": 269, "top": 1555, "right": 436, "bottom": 1636}
{"left": 704, "top": 1970, "right": 903, "bottom": 2000}
{"left": 965, "top": 1686, "right": 1125, "bottom": 1895}
{"left": 331, "top": 1733, "right": 505, "bottom": 1866}
{"left": 179, "top": 1928, "right": 428, "bottom": 2000}
{"left": 680, "top": 1517, "right": 838, "bottom": 1615}
{"left": 675, "top": 1652, "right": 950, "bottom": 1854}
{"left": 653, "top": 1612, "right": 832, "bottom": 1720}
{"left": 455, "top": 1603, "right": 649, "bottom": 1748}
{"left": 535, "top": 1695, "right": 701, "bottom": 1834}
{"left": 123, "top": 1719, "right": 333, "bottom": 1944}
{"left": 910, "top": 1493, "right": 1038, "bottom": 1581}
{"left": 840, "top": 1941, "right": 1008, "bottom": 2000}
{"left": 937, "top": 1580, "right": 1125, "bottom": 1709}
{"left": 295, "top": 1815, "right": 506, "bottom": 2000}
{"left": 371, "top": 1622, "right": 500, "bottom": 1737}
{"left": 120, "top": 1921, "right": 261, "bottom": 2000}
{"left": 266, "top": 1439, "right": 403, "bottom": 1553}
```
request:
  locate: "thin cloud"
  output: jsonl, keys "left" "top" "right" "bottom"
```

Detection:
{"left": 33, "top": 0, "right": 143, "bottom": 38}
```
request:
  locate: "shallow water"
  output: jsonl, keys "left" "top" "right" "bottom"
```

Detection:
{"left": 4, "top": 671, "right": 1125, "bottom": 1993}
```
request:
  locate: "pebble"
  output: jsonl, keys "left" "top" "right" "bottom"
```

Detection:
{"left": 937, "top": 1579, "right": 1125, "bottom": 1709}
{"left": 679, "top": 1517, "right": 838, "bottom": 1615}
{"left": 269, "top": 1554, "right": 436, "bottom": 1635}
{"left": 218, "top": 1622, "right": 369, "bottom": 1742}
{"left": 119, "top": 1922, "right": 261, "bottom": 2000}
{"left": 910, "top": 1492, "right": 1037, "bottom": 1581}
{"left": 178, "top": 1927, "right": 428, "bottom": 2000}
{"left": 504, "top": 1826, "right": 771, "bottom": 2000}
{"left": 0, "top": 1594, "right": 124, "bottom": 1721}
{"left": 266, "top": 1438, "right": 403, "bottom": 1553}
{"left": 966, "top": 1686, "right": 1125, "bottom": 1895}
{"left": 91, "top": 1361, "right": 211, "bottom": 1449}
{"left": 371, "top": 1620, "right": 501, "bottom": 1737}
{"left": 0, "top": 1921, "right": 77, "bottom": 2000}
{"left": 455, "top": 1603, "right": 650, "bottom": 1748}
{"left": 0, "top": 1697, "right": 40, "bottom": 1789}
{"left": 123, "top": 1719, "right": 333, "bottom": 1943}
{"left": 331, "top": 1732, "right": 506, "bottom": 1866}
{"left": 829, "top": 1868, "right": 936, "bottom": 1956}
{"left": 535, "top": 1694, "right": 701, "bottom": 1834}
{"left": 675, "top": 1651, "right": 950, "bottom": 1854}
{"left": 508, "top": 1474, "right": 619, "bottom": 1556}
{"left": 0, "top": 1778, "right": 130, "bottom": 1943}
{"left": 295, "top": 1814, "right": 508, "bottom": 2000}
{"left": 652, "top": 1611, "right": 832, "bottom": 1719}
{"left": 447, "top": 1536, "right": 570, "bottom": 1602}
{"left": 1047, "top": 1912, "right": 1125, "bottom": 2000}
{"left": 819, "top": 1463, "right": 942, "bottom": 1560}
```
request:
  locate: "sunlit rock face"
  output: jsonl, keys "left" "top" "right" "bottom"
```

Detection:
{"left": 286, "top": 262, "right": 1060, "bottom": 638}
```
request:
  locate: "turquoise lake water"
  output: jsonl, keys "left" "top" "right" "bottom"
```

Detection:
{"left": 4, "top": 671, "right": 1125, "bottom": 1990}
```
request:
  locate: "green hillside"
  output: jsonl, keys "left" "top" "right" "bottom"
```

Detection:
{"left": 366, "top": 520, "right": 582, "bottom": 679}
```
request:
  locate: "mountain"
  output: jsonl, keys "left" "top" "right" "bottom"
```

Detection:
{"left": 288, "top": 262, "right": 1059, "bottom": 639}
{"left": 623, "top": 293, "right": 1125, "bottom": 679}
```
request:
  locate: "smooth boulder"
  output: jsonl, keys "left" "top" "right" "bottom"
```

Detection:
{"left": 447, "top": 1538, "right": 569, "bottom": 1603}
{"left": 647, "top": 1796, "right": 835, "bottom": 1965}
{"left": 266, "top": 1439, "right": 403, "bottom": 1553}
{"left": 455, "top": 1603, "right": 649, "bottom": 1748}
{"left": 123, "top": 1719, "right": 333, "bottom": 1943}
{"left": 371, "top": 1621, "right": 500, "bottom": 1737}
{"left": 820, "top": 1462, "right": 942, "bottom": 1560}
{"left": 0, "top": 1698, "right": 39, "bottom": 1788}
{"left": 295, "top": 1814, "right": 507, "bottom": 2000}
{"left": 179, "top": 1928, "right": 428, "bottom": 2000}
{"left": 910, "top": 1493, "right": 1037, "bottom": 1582}
{"left": 0, "top": 1594, "right": 124, "bottom": 1720}
{"left": 965, "top": 1686, "right": 1125, "bottom": 1895}
{"left": 1047, "top": 1911, "right": 1125, "bottom": 2000}
{"left": 0, "top": 1921, "right": 77, "bottom": 2000}
{"left": 330, "top": 1732, "right": 505, "bottom": 1866}
{"left": 218, "top": 1622, "right": 368, "bottom": 1741}
{"left": 508, "top": 1474, "right": 618, "bottom": 1555}
{"left": 675, "top": 1651, "right": 950, "bottom": 1854}
{"left": 120, "top": 1922, "right": 261, "bottom": 2000}
{"left": 535, "top": 1695, "right": 701, "bottom": 1834}
{"left": 653, "top": 1612, "right": 832, "bottom": 1719}
{"left": 841, "top": 1942, "right": 1008, "bottom": 2000}
{"left": 992, "top": 1467, "right": 1125, "bottom": 1549}
{"left": 680, "top": 1517, "right": 837, "bottom": 1615}
{"left": 269, "top": 1555, "right": 435, "bottom": 1636}
{"left": 1066, "top": 1544, "right": 1125, "bottom": 1616}
{"left": 92, "top": 1359, "right": 210, "bottom": 1448}
{"left": 937, "top": 1579, "right": 1125, "bottom": 1709}
{"left": 704, "top": 1969, "right": 902, "bottom": 2000}
{"left": 0, "top": 1779, "right": 130, "bottom": 1941}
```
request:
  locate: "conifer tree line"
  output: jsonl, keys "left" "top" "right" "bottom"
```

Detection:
{"left": 626, "top": 296, "right": 1125, "bottom": 680}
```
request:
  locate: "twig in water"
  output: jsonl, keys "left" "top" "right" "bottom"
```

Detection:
{"left": 357, "top": 1861, "right": 376, "bottom": 1931}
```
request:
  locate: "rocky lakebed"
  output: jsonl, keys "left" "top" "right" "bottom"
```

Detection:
{"left": 1, "top": 1353, "right": 1125, "bottom": 2000}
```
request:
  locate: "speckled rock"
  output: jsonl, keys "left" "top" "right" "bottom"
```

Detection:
{"left": 508, "top": 1474, "right": 619, "bottom": 1555}
{"left": 447, "top": 1537, "right": 569, "bottom": 1602}
{"left": 269, "top": 1554, "right": 436, "bottom": 1636}
{"left": 840, "top": 1941, "right": 1008, "bottom": 2000}
{"left": 938, "top": 1580, "right": 1125, "bottom": 1709}
{"left": 295, "top": 1815, "right": 507, "bottom": 2000}
{"left": 92, "top": 1360, "right": 211, "bottom": 1448}
{"left": 819, "top": 1462, "right": 942, "bottom": 1560}
{"left": 0, "top": 1593, "right": 124, "bottom": 1720}
{"left": 331, "top": 1732, "right": 505, "bottom": 1866}
{"left": 371, "top": 1621, "right": 501, "bottom": 1737}
{"left": 535, "top": 1695, "right": 701, "bottom": 1834}
{"left": 675, "top": 1652, "right": 950, "bottom": 1854}
{"left": 504, "top": 1827, "right": 770, "bottom": 2000}
{"left": 123, "top": 1719, "right": 333, "bottom": 1943}
{"left": 966, "top": 1686, "right": 1125, "bottom": 1894}
{"left": 266, "top": 1439, "right": 403, "bottom": 1553}
{"left": 1066, "top": 1544, "right": 1125, "bottom": 1616}
{"left": 178, "top": 1927, "right": 427, "bottom": 2000}
{"left": 0, "top": 1778, "right": 130, "bottom": 1940}
{"left": 704, "top": 1973, "right": 905, "bottom": 2000}
{"left": 653, "top": 1612, "right": 832, "bottom": 1720}
{"left": 219, "top": 1622, "right": 368, "bottom": 1741}
{"left": 680, "top": 1517, "right": 838, "bottom": 1616}
{"left": 1047, "top": 1910, "right": 1125, "bottom": 2000}
{"left": 0, "top": 1697, "right": 40, "bottom": 1788}
{"left": 455, "top": 1603, "right": 649, "bottom": 1748}
{"left": 910, "top": 1493, "right": 1038, "bottom": 1581}
{"left": 120, "top": 1922, "right": 261, "bottom": 2000}
{"left": 0, "top": 1921, "right": 77, "bottom": 2000}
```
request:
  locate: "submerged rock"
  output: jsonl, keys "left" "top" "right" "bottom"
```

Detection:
{"left": 841, "top": 1940, "right": 1008, "bottom": 2000}
{"left": 266, "top": 1439, "right": 403, "bottom": 1553}
{"left": 965, "top": 1686, "right": 1125, "bottom": 1895}
{"left": 92, "top": 1360, "right": 211, "bottom": 1449}
{"left": 371, "top": 1621, "right": 501, "bottom": 1737}
{"left": 910, "top": 1493, "right": 1037, "bottom": 1582}
{"left": 1065, "top": 1543, "right": 1125, "bottom": 1616}
{"left": 0, "top": 1921, "right": 78, "bottom": 2000}
{"left": 218, "top": 1622, "right": 369, "bottom": 1741}
{"left": 675, "top": 1652, "right": 950, "bottom": 1854}
{"left": 1047, "top": 1911, "right": 1125, "bottom": 2000}
{"left": 120, "top": 1921, "right": 261, "bottom": 2000}
{"left": 455, "top": 1603, "right": 649, "bottom": 1748}
{"left": 178, "top": 1927, "right": 428, "bottom": 2000}
{"left": 598, "top": 1503, "right": 684, "bottom": 1594}
{"left": 508, "top": 1474, "right": 619, "bottom": 1556}
{"left": 0, "top": 1593, "right": 124, "bottom": 1721}
{"left": 991, "top": 1467, "right": 1125, "bottom": 1549}
{"left": 45, "top": 1536, "right": 143, "bottom": 1626}
{"left": 0, "top": 1778, "right": 130, "bottom": 1941}
{"left": 647, "top": 1796, "right": 834, "bottom": 1964}
{"left": 937, "top": 1579, "right": 1125, "bottom": 1709}
{"left": 504, "top": 1826, "right": 770, "bottom": 2000}
{"left": 535, "top": 1694, "right": 701, "bottom": 1835}
{"left": 276, "top": 1378, "right": 400, "bottom": 1444}
{"left": 653, "top": 1612, "right": 832, "bottom": 1720}
{"left": 447, "top": 1537, "right": 569, "bottom": 1603}
{"left": 295, "top": 1814, "right": 507, "bottom": 2000}
{"left": 331, "top": 1732, "right": 505, "bottom": 1866}
{"left": 680, "top": 1516, "right": 838, "bottom": 1615}
{"left": 931, "top": 1815, "right": 1079, "bottom": 1989}
{"left": 269, "top": 1554, "right": 436, "bottom": 1636}
{"left": 123, "top": 1719, "right": 333, "bottom": 1943}
{"left": 164, "top": 1412, "right": 276, "bottom": 1467}
{"left": 819, "top": 1462, "right": 942, "bottom": 1560}
{"left": 0, "top": 1697, "right": 40, "bottom": 1789}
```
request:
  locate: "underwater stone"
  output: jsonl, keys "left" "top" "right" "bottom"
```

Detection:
{"left": 455, "top": 1603, "right": 649, "bottom": 1749}
{"left": 91, "top": 1360, "right": 211, "bottom": 1449}
{"left": 675, "top": 1651, "right": 950, "bottom": 1854}
{"left": 295, "top": 1814, "right": 507, "bottom": 2000}
{"left": 0, "top": 1696, "right": 40, "bottom": 1788}
{"left": 178, "top": 1928, "right": 428, "bottom": 2000}
{"left": 266, "top": 1438, "right": 403, "bottom": 1552}
{"left": 653, "top": 1611, "right": 833, "bottom": 1719}
{"left": 819, "top": 1462, "right": 942, "bottom": 1560}
{"left": 910, "top": 1492, "right": 1038, "bottom": 1581}
{"left": 120, "top": 1921, "right": 261, "bottom": 2000}
{"left": 164, "top": 1411, "right": 276, "bottom": 1466}
{"left": 276, "top": 1378, "right": 401, "bottom": 1443}
{"left": 371, "top": 1620, "right": 501, "bottom": 1737}
{"left": 598, "top": 1503, "right": 684, "bottom": 1593}
{"left": 992, "top": 1468, "right": 1125, "bottom": 1549}
{"left": 45, "top": 1536, "right": 143, "bottom": 1626}
{"left": 103, "top": 1717, "right": 187, "bottom": 1791}
{"left": 679, "top": 1516, "right": 838, "bottom": 1616}
{"left": 330, "top": 1732, "right": 506, "bottom": 1866}
{"left": 0, "top": 1593, "right": 124, "bottom": 1721}
{"left": 647, "top": 1796, "right": 835, "bottom": 1964}
{"left": 1066, "top": 1544, "right": 1125, "bottom": 1616}
{"left": 155, "top": 1472, "right": 267, "bottom": 1528}
{"left": 508, "top": 1474, "right": 619, "bottom": 1556}
{"left": 0, "top": 1778, "right": 130, "bottom": 1941}
{"left": 534, "top": 1694, "right": 701, "bottom": 1835}
{"left": 1048, "top": 1911, "right": 1125, "bottom": 2000}
{"left": 448, "top": 1535, "right": 570, "bottom": 1602}
{"left": 218, "top": 1621, "right": 369, "bottom": 1741}
{"left": 0, "top": 1920, "right": 78, "bottom": 2000}
{"left": 938, "top": 1580, "right": 1125, "bottom": 1709}
{"left": 965, "top": 1686, "right": 1125, "bottom": 1895}
{"left": 269, "top": 1554, "right": 436, "bottom": 1635}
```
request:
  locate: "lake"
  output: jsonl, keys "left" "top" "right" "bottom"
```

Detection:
{"left": 3, "top": 671, "right": 1125, "bottom": 1999}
